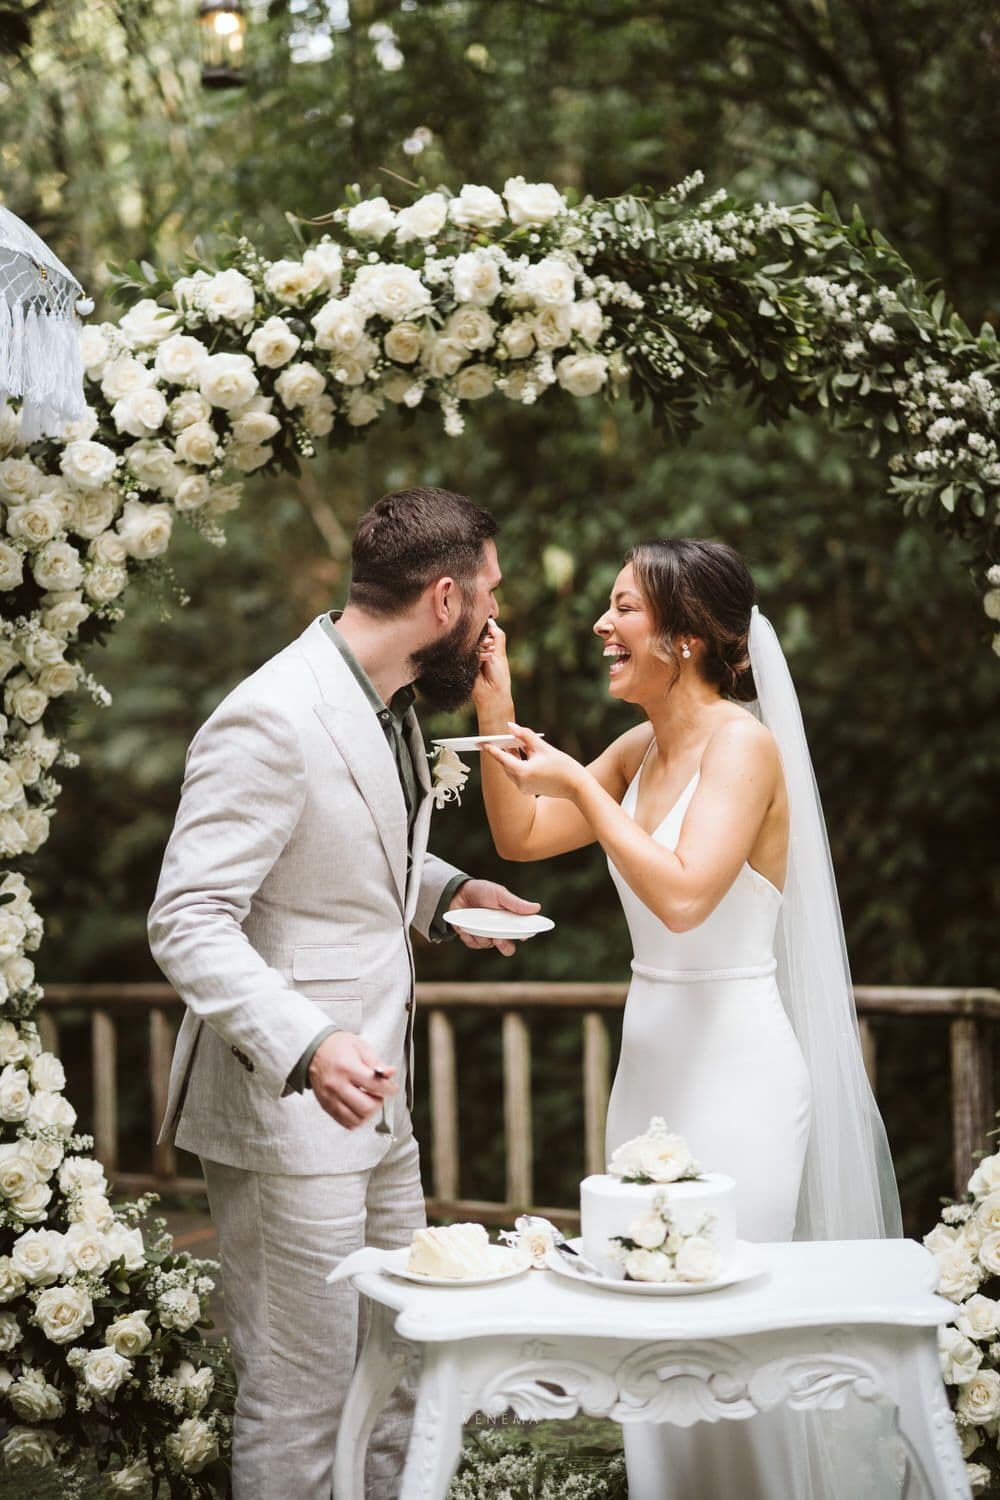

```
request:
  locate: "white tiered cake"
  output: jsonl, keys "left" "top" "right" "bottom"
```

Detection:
{"left": 580, "top": 1118, "right": 737, "bottom": 1282}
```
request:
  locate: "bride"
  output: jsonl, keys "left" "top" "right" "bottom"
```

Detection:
{"left": 472, "top": 537, "right": 902, "bottom": 1499}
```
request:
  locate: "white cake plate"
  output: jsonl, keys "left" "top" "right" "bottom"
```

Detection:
{"left": 381, "top": 1244, "right": 530, "bottom": 1287}
{"left": 443, "top": 909, "right": 554, "bottom": 940}
{"left": 546, "top": 1238, "right": 769, "bottom": 1295}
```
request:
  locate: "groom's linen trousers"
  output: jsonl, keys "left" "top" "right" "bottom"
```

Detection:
{"left": 148, "top": 616, "right": 466, "bottom": 1500}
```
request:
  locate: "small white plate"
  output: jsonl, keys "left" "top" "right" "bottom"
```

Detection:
{"left": 432, "top": 733, "right": 546, "bottom": 752}
{"left": 443, "top": 909, "right": 555, "bottom": 940}
{"left": 381, "top": 1244, "right": 530, "bottom": 1287}
{"left": 545, "top": 1239, "right": 768, "bottom": 1295}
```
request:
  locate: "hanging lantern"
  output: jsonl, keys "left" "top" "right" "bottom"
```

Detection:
{"left": 198, "top": 1, "right": 247, "bottom": 89}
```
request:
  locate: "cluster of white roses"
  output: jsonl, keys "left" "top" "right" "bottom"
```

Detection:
{"left": 925, "top": 1147, "right": 1000, "bottom": 1494}
{"left": 611, "top": 1198, "right": 721, "bottom": 1285}
{"left": 607, "top": 1116, "right": 702, "bottom": 1185}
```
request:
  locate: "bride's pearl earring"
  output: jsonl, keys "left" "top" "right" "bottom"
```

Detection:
{"left": 681, "top": 642, "right": 692, "bottom": 659}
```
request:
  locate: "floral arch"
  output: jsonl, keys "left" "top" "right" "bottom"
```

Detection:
{"left": 0, "top": 173, "right": 997, "bottom": 1489}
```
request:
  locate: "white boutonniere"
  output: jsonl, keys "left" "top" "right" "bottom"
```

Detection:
{"left": 429, "top": 745, "right": 470, "bottom": 809}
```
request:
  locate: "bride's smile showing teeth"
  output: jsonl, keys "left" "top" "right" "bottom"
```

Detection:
{"left": 604, "top": 644, "right": 631, "bottom": 675}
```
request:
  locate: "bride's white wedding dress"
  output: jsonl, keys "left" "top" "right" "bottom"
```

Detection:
{"left": 605, "top": 753, "right": 888, "bottom": 1499}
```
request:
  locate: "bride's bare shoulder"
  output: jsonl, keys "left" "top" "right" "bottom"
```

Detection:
{"left": 613, "top": 723, "right": 657, "bottom": 782}
{"left": 703, "top": 708, "right": 781, "bottom": 776}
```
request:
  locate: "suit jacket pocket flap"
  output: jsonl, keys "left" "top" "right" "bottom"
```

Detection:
{"left": 292, "top": 944, "right": 360, "bottom": 982}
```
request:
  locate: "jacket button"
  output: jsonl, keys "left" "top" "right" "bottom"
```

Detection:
{"left": 404, "top": 1000, "right": 413, "bottom": 1012}
{"left": 231, "top": 1045, "right": 254, "bottom": 1073}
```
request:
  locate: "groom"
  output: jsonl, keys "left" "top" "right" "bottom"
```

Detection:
{"left": 148, "top": 486, "right": 536, "bottom": 1499}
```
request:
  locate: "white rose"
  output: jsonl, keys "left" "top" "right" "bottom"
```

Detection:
{"left": 958, "top": 1295, "right": 1000, "bottom": 1343}
{"left": 117, "top": 499, "right": 173, "bottom": 560}
{"left": 570, "top": 298, "right": 604, "bottom": 343}
{"left": 452, "top": 251, "right": 502, "bottom": 307}
{"left": 499, "top": 320, "right": 536, "bottom": 360}
{"left": 0, "top": 640, "right": 18, "bottom": 680}
{"left": 301, "top": 397, "right": 335, "bottom": 437}
{"left": 175, "top": 1358, "right": 215, "bottom": 1411}
{"left": 533, "top": 306, "right": 573, "bottom": 351}
{"left": 624, "top": 1248, "right": 673, "bottom": 1282}
{"left": 674, "top": 1234, "right": 721, "bottom": 1282}
{"left": 503, "top": 175, "right": 566, "bottom": 227}
{"left": 11, "top": 1181, "right": 52, "bottom": 1224}
{"left": 100, "top": 356, "right": 154, "bottom": 403}
{"left": 172, "top": 270, "right": 210, "bottom": 311}
{"left": 104, "top": 1221, "right": 144, "bottom": 1270}
{"left": 454, "top": 364, "right": 495, "bottom": 401}
{"left": 635, "top": 1133, "right": 694, "bottom": 1184}
{"left": 423, "top": 337, "right": 467, "bottom": 380}
{"left": 11, "top": 1227, "right": 66, "bottom": 1285}
{"left": 65, "top": 1222, "right": 112, "bottom": 1275}
{"left": 351, "top": 263, "right": 431, "bottom": 322}
{"left": 624, "top": 1212, "right": 666, "bottom": 1249}
{"left": 935, "top": 1241, "right": 983, "bottom": 1302}
{"left": 59, "top": 1155, "right": 107, "bottom": 1193}
{"left": 448, "top": 184, "right": 506, "bottom": 230}
{"left": 445, "top": 305, "right": 496, "bottom": 352}
{"left": 36, "top": 660, "right": 80, "bottom": 698}
{"left": 345, "top": 392, "right": 382, "bottom": 428}
{"left": 71, "top": 490, "right": 117, "bottom": 539}
{"left": 940, "top": 1324, "right": 984, "bottom": 1384}
{"left": 395, "top": 192, "right": 449, "bottom": 242}
{"left": 112, "top": 385, "right": 168, "bottom": 438}
{"left": 16, "top": 806, "right": 50, "bottom": 856}
{"left": 0, "top": 1064, "right": 30, "bottom": 1121}
{"left": 263, "top": 258, "right": 324, "bottom": 307}
{"left": 523, "top": 255, "right": 577, "bottom": 308}
{"left": 0, "top": 761, "right": 21, "bottom": 811}
{"left": 155, "top": 333, "right": 210, "bottom": 387}
{"left": 88, "top": 529, "right": 128, "bottom": 565}
{"left": 173, "top": 475, "right": 211, "bottom": 513}
{"left": 168, "top": 391, "right": 213, "bottom": 432}
{"left": 26, "top": 1088, "right": 76, "bottom": 1135}
{"left": 201, "top": 268, "right": 256, "bottom": 325}
{"left": 957, "top": 1368, "right": 1000, "bottom": 1425}
{"left": 230, "top": 411, "right": 281, "bottom": 446}
{"left": 383, "top": 321, "right": 422, "bottom": 364}
{"left": 199, "top": 352, "right": 259, "bottom": 411}
{"left": 274, "top": 362, "right": 327, "bottom": 410}
{"left": 35, "top": 1282, "right": 94, "bottom": 1344}
{"left": 158, "top": 1286, "right": 202, "bottom": 1334}
{"left": 19, "top": 727, "right": 56, "bottom": 770}
{"left": 73, "top": 1192, "right": 115, "bottom": 1232}
{"left": 302, "top": 241, "right": 343, "bottom": 294}
{"left": 0, "top": 1145, "right": 36, "bottom": 1197}
{"left": 40, "top": 479, "right": 78, "bottom": 525}
{"left": 174, "top": 421, "right": 219, "bottom": 467}
{"left": 967, "top": 1462, "right": 992, "bottom": 1495}
{"left": 0, "top": 814, "right": 28, "bottom": 857}
{"left": 924, "top": 1222, "right": 959, "bottom": 1254}
{"left": 330, "top": 340, "right": 377, "bottom": 386}
{"left": 2, "top": 1425, "right": 56, "bottom": 1469}
{"left": 110, "top": 1459, "right": 154, "bottom": 1493}
{"left": 970, "top": 1155, "right": 1000, "bottom": 1199}
{"left": 0, "top": 458, "right": 43, "bottom": 502}
{"left": 83, "top": 1345, "right": 132, "bottom": 1399}
{"left": 60, "top": 439, "right": 117, "bottom": 492}
{"left": 126, "top": 439, "right": 180, "bottom": 497}
{"left": 10, "top": 1366, "right": 62, "bottom": 1421}
{"left": 312, "top": 298, "right": 367, "bottom": 354}
{"left": 227, "top": 444, "right": 272, "bottom": 474}
{"left": 31, "top": 539, "right": 84, "bottom": 591}
{"left": 0, "top": 1312, "right": 21, "bottom": 1352}
{"left": 16, "top": 627, "right": 64, "bottom": 674}
{"left": 977, "top": 1230, "right": 1000, "bottom": 1276}
{"left": 105, "top": 1309, "right": 152, "bottom": 1357}
{"left": 27, "top": 1137, "right": 62, "bottom": 1178}
{"left": 0, "top": 1020, "right": 27, "bottom": 1065}
{"left": 0, "top": 910, "right": 26, "bottom": 959}
{"left": 119, "top": 298, "right": 178, "bottom": 348}
{"left": 0, "top": 1256, "right": 25, "bottom": 1303}
{"left": 6, "top": 496, "right": 62, "bottom": 546}
{"left": 346, "top": 196, "right": 397, "bottom": 238}
{"left": 247, "top": 315, "right": 301, "bottom": 369}
{"left": 976, "top": 1193, "right": 1000, "bottom": 1234}
{"left": 79, "top": 325, "right": 111, "bottom": 377}
{"left": 381, "top": 373, "right": 417, "bottom": 404}
{"left": 84, "top": 563, "right": 128, "bottom": 603}
{"left": 0, "top": 543, "right": 23, "bottom": 591}
{"left": 556, "top": 352, "right": 608, "bottom": 398}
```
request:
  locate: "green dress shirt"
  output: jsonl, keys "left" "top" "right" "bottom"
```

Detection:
{"left": 286, "top": 614, "right": 467, "bottom": 1093}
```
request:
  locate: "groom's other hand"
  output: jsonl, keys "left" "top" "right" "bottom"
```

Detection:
{"left": 307, "top": 1033, "right": 397, "bottom": 1129}
{"left": 448, "top": 878, "right": 541, "bottom": 958}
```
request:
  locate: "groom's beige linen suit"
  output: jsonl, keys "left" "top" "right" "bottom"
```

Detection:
{"left": 148, "top": 614, "right": 464, "bottom": 1500}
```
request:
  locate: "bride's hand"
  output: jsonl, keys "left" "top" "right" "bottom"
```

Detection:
{"left": 482, "top": 723, "right": 587, "bottom": 801}
{"left": 472, "top": 619, "right": 513, "bottom": 715}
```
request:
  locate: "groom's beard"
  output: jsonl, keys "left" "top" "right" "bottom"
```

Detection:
{"left": 410, "top": 613, "right": 489, "bottom": 712}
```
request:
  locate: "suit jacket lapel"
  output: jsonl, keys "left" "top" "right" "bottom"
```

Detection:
{"left": 403, "top": 707, "right": 433, "bottom": 922}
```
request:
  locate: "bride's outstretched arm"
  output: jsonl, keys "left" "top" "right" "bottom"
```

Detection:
{"left": 472, "top": 623, "right": 633, "bottom": 861}
{"left": 485, "top": 718, "right": 780, "bottom": 928}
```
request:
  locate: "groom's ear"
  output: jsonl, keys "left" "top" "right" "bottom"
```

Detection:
{"left": 428, "top": 574, "right": 457, "bottom": 627}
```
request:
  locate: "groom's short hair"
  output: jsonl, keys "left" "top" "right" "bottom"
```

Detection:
{"left": 348, "top": 487, "right": 498, "bottom": 616}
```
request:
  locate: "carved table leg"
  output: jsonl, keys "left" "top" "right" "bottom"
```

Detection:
{"left": 333, "top": 1300, "right": 417, "bottom": 1500}
{"left": 884, "top": 1330, "right": 971, "bottom": 1500}
{"left": 399, "top": 1346, "right": 465, "bottom": 1500}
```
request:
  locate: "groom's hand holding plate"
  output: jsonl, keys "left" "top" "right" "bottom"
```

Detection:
{"left": 445, "top": 878, "right": 548, "bottom": 957}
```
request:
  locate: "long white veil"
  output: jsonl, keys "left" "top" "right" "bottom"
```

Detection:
{"left": 749, "top": 607, "right": 902, "bottom": 1241}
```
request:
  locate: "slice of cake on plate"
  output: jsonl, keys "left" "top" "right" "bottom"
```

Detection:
{"left": 406, "top": 1222, "right": 497, "bottom": 1279}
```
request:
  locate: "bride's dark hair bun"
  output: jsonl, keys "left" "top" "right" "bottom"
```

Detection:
{"left": 624, "top": 539, "right": 758, "bottom": 702}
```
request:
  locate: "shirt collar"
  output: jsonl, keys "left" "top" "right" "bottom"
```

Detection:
{"left": 321, "top": 611, "right": 415, "bottom": 724}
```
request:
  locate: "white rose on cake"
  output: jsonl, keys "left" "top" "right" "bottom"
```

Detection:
{"left": 674, "top": 1234, "right": 721, "bottom": 1282}
{"left": 503, "top": 176, "right": 566, "bottom": 226}
{"left": 60, "top": 439, "right": 117, "bottom": 491}
{"left": 247, "top": 315, "right": 301, "bottom": 369}
{"left": 623, "top": 1248, "right": 673, "bottom": 1282}
{"left": 449, "top": 184, "right": 506, "bottom": 230}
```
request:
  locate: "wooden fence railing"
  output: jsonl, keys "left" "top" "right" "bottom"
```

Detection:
{"left": 37, "top": 982, "right": 998, "bottom": 1231}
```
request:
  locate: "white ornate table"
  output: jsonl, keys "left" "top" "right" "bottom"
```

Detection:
{"left": 332, "top": 1239, "right": 968, "bottom": 1500}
